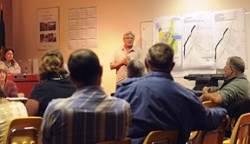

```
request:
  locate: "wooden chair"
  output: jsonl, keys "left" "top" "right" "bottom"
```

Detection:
{"left": 143, "top": 130, "right": 178, "bottom": 144}
{"left": 97, "top": 138, "right": 131, "bottom": 144}
{"left": 3, "top": 116, "right": 43, "bottom": 144}
{"left": 223, "top": 113, "right": 250, "bottom": 144}
{"left": 193, "top": 117, "right": 229, "bottom": 144}
{"left": 188, "top": 101, "right": 229, "bottom": 144}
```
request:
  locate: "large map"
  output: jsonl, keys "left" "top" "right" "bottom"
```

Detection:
{"left": 153, "top": 8, "right": 247, "bottom": 70}
{"left": 153, "top": 16, "right": 183, "bottom": 69}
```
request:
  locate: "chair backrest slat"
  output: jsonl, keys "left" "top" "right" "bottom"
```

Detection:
{"left": 143, "top": 130, "right": 178, "bottom": 144}
{"left": 96, "top": 137, "right": 131, "bottom": 144}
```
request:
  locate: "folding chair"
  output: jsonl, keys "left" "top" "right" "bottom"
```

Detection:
{"left": 223, "top": 113, "right": 250, "bottom": 144}
{"left": 188, "top": 101, "right": 229, "bottom": 144}
{"left": 97, "top": 137, "right": 131, "bottom": 144}
{"left": 143, "top": 130, "right": 178, "bottom": 144}
{"left": 3, "top": 116, "right": 43, "bottom": 144}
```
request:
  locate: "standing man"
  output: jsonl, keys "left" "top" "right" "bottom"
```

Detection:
{"left": 110, "top": 31, "right": 142, "bottom": 84}
{"left": 114, "top": 43, "right": 227, "bottom": 144}
{"left": 41, "top": 49, "right": 131, "bottom": 144}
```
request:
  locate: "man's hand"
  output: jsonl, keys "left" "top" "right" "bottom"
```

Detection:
{"left": 122, "top": 56, "right": 130, "bottom": 66}
{"left": 202, "top": 86, "right": 211, "bottom": 94}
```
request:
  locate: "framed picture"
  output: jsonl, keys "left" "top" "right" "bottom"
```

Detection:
{"left": 37, "top": 7, "right": 59, "bottom": 50}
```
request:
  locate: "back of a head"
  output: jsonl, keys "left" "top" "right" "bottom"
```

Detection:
{"left": 68, "top": 49, "right": 101, "bottom": 86}
{"left": 146, "top": 43, "right": 174, "bottom": 72}
{"left": 228, "top": 56, "right": 245, "bottom": 73}
{"left": 39, "top": 50, "right": 67, "bottom": 81}
{"left": 127, "top": 59, "right": 145, "bottom": 78}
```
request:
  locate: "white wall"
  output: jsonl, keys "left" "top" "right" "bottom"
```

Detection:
{"left": 12, "top": 0, "right": 250, "bottom": 95}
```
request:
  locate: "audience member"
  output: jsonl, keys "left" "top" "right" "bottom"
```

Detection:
{"left": 25, "top": 50, "right": 76, "bottom": 117}
{"left": 0, "top": 88, "right": 28, "bottom": 143}
{"left": 114, "top": 43, "right": 227, "bottom": 144}
{"left": 127, "top": 59, "right": 146, "bottom": 78}
{"left": 200, "top": 56, "right": 250, "bottom": 119}
{"left": 41, "top": 49, "right": 131, "bottom": 144}
{"left": 110, "top": 31, "right": 142, "bottom": 84}
{"left": 0, "top": 65, "right": 18, "bottom": 97}
{"left": 1, "top": 48, "right": 21, "bottom": 74}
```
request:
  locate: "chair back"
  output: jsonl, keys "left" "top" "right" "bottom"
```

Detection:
{"left": 3, "top": 116, "right": 43, "bottom": 144}
{"left": 195, "top": 118, "right": 229, "bottom": 144}
{"left": 229, "top": 113, "right": 250, "bottom": 144}
{"left": 97, "top": 137, "right": 131, "bottom": 144}
{"left": 189, "top": 101, "right": 229, "bottom": 144}
{"left": 143, "top": 130, "right": 178, "bottom": 144}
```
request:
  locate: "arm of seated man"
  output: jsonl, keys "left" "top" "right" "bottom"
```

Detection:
{"left": 200, "top": 91, "right": 223, "bottom": 105}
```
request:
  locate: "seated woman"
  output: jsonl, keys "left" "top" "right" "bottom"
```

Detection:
{"left": 0, "top": 88, "right": 28, "bottom": 143}
{"left": 0, "top": 65, "right": 18, "bottom": 97}
{"left": 25, "top": 50, "right": 76, "bottom": 117}
{"left": 1, "top": 48, "right": 21, "bottom": 74}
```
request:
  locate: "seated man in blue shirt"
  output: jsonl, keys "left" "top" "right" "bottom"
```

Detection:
{"left": 41, "top": 49, "right": 131, "bottom": 144}
{"left": 114, "top": 43, "right": 227, "bottom": 144}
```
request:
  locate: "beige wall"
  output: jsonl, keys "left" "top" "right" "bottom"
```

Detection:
{"left": 12, "top": 0, "right": 250, "bottom": 94}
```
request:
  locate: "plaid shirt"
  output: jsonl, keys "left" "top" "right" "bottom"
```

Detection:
{"left": 41, "top": 85, "right": 131, "bottom": 144}
{"left": 0, "top": 101, "right": 28, "bottom": 143}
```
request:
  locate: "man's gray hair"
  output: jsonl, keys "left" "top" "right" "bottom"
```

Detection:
{"left": 127, "top": 59, "right": 145, "bottom": 78}
{"left": 229, "top": 56, "right": 245, "bottom": 73}
{"left": 146, "top": 43, "right": 174, "bottom": 72}
{"left": 123, "top": 31, "right": 135, "bottom": 38}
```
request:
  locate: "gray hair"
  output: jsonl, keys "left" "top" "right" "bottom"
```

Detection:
{"left": 146, "top": 43, "right": 174, "bottom": 72}
{"left": 228, "top": 56, "right": 245, "bottom": 73}
{"left": 123, "top": 31, "right": 135, "bottom": 39}
{"left": 127, "top": 59, "right": 145, "bottom": 78}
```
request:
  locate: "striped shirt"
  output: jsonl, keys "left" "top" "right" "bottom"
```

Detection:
{"left": 41, "top": 85, "right": 131, "bottom": 144}
{"left": 0, "top": 101, "right": 28, "bottom": 143}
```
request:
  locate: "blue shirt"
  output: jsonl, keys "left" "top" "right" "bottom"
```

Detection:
{"left": 115, "top": 72, "right": 227, "bottom": 144}
{"left": 41, "top": 85, "right": 131, "bottom": 144}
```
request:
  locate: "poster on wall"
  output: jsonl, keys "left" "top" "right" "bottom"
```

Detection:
{"left": 153, "top": 15, "right": 183, "bottom": 70}
{"left": 182, "top": 11, "right": 214, "bottom": 70}
{"left": 213, "top": 9, "right": 247, "bottom": 69}
{"left": 37, "top": 7, "right": 59, "bottom": 50}
{"left": 152, "top": 8, "right": 246, "bottom": 71}
{"left": 68, "top": 6, "right": 97, "bottom": 50}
